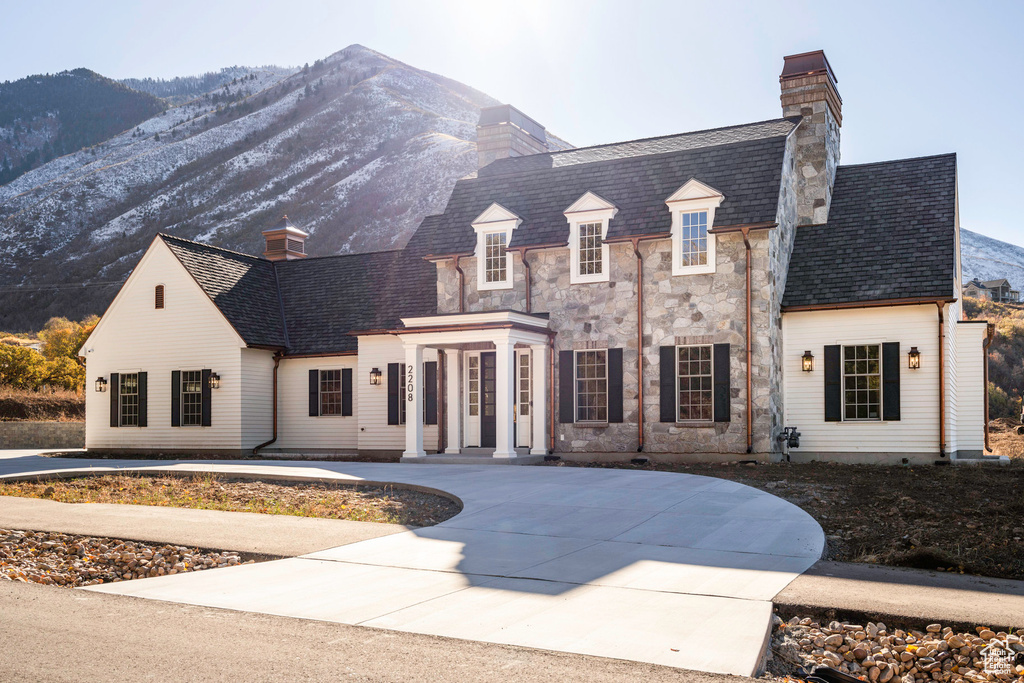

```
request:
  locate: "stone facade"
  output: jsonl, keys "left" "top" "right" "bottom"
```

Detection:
{"left": 781, "top": 74, "right": 841, "bottom": 225}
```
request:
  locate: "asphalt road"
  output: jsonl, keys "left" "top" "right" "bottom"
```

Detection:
{"left": 0, "top": 581, "right": 745, "bottom": 682}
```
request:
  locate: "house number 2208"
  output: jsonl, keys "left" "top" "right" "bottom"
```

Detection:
{"left": 406, "top": 366, "right": 415, "bottom": 402}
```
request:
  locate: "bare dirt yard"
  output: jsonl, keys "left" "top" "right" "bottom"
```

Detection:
{"left": 548, "top": 458, "right": 1024, "bottom": 582}
{"left": 0, "top": 473, "right": 461, "bottom": 527}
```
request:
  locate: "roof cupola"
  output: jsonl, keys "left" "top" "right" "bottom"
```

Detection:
{"left": 262, "top": 215, "right": 308, "bottom": 261}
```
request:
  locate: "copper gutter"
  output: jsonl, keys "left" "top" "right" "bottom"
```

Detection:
{"left": 252, "top": 351, "right": 283, "bottom": 456}
{"left": 784, "top": 296, "right": 957, "bottom": 313}
{"left": 937, "top": 302, "right": 946, "bottom": 458}
{"left": 741, "top": 227, "right": 754, "bottom": 454}
{"left": 983, "top": 322, "right": 995, "bottom": 452}
{"left": 708, "top": 221, "right": 777, "bottom": 234}
{"left": 386, "top": 322, "right": 556, "bottom": 337}
{"left": 283, "top": 350, "right": 358, "bottom": 359}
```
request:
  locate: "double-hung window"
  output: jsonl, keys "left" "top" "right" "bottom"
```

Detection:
{"left": 678, "top": 211, "right": 709, "bottom": 269}
{"left": 119, "top": 373, "right": 140, "bottom": 427}
{"left": 575, "top": 350, "right": 608, "bottom": 423}
{"left": 676, "top": 345, "right": 713, "bottom": 421}
{"left": 319, "top": 369, "right": 343, "bottom": 416}
{"left": 180, "top": 371, "right": 203, "bottom": 426}
{"left": 483, "top": 232, "right": 508, "bottom": 284}
{"left": 577, "top": 223, "right": 604, "bottom": 277}
{"left": 843, "top": 345, "right": 881, "bottom": 421}
{"left": 472, "top": 203, "right": 520, "bottom": 291}
{"left": 666, "top": 179, "right": 723, "bottom": 276}
{"left": 565, "top": 192, "right": 616, "bottom": 285}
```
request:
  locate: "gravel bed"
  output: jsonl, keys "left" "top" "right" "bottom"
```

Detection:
{"left": 0, "top": 528, "right": 254, "bottom": 587}
{"left": 771, "top": 615, "right": 1024, "bottom": 682}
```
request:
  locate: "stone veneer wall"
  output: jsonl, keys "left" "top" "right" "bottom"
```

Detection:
{"left": 0, "top": 421, "right": 85, "bottom": 449}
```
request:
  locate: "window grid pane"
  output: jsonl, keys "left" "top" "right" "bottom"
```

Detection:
{"left": 843, "top": 345, "right": 881, "bottom": 421}
{"left": 484, "top": 232, "right": 507, "bottom": 283}
{"left": 578, "top": 223, "right": 603, "bottom": 276}
{"left": 677, "top": 345, "right": 713, "bottom": 421}
{"left": 680, "top": 211, "right": 709, "bottom": 268}
{"left": 575, "top": 350, "right": 607, "bottom": 422}
{"left": 181, "top": 370, "right": 203, "bottom": 426}
{"left": 468, "top": 356, "right": 479, "bottom": 417}
{"left": 519, "top": 354, "right": 530, "bottom": 416}
{"left": 320, "top": 369, "right": 342, "bottom": 416}
{"left": 119, "top": 373, "right": 139, "bottom": 427}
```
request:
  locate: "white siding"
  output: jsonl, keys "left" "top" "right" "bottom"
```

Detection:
{"left": 82, "top": 239, "right": 246, "bottom": 451}
{"left": 783, "top": 305, "right": 942, "bottom": 461}
{"left": 276, "top": 356, "right": 358, "bottom": 451}
{"left": 356, "top": 336, "right": 439, "bottom": 452}
{"left": 955, "top": 322, "right": 987, "bottom": 454}
{"left": 240, "top": 348, "right": 275, "bottom": 449}
{"left": 944, "top": 301, "right": 960, "bottom": 452}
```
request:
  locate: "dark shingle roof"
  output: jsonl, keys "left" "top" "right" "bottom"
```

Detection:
{"left": 427, "top": 119, "right": 798, "bottom": 254}
{"left": 162, "top": 235, "right": 287, "bottom": 348}
{"left": 782, "top": 154, "right": 958, "bottom": 308}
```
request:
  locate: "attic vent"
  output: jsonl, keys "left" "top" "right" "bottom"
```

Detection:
{"left": 266, "top": 238, "right": 286, "bottom": 252}
{"left": 286, "top": 238, "right": 305, "bottom": 254}
{"left": 155, "top": 284, "right": 165, "bottom": 309}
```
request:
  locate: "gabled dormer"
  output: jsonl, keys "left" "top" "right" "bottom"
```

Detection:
{"left": 665, "top": 178, "right": 724, "bottom": 276}
{"left": 564, "top": 191, "right": 618, "bottom": 285}
{"left": 471, "top": 203, "right": 521, "bottom": 291}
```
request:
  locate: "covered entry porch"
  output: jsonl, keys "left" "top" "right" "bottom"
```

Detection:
{"left": 396, "top": 312, "right": 552, "bottom": 463}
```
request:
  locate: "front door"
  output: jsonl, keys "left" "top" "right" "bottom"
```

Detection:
{"left": 516, "top": 350, "right": 532, "bottom": 448}
{"left": 480, "top": 351, "right": 496, "bottom": 448}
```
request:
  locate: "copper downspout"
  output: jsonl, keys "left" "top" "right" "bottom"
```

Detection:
{"left": 252, "top": 351, "right": 283, "bottom": 456}
{"left": 521, "top": 249, "right": 533, "bottom": 314}
{"left": 549, "top": 335, "right": 555, "bottom": 453}
{"left": 937, "top": 303, "right": 946, "bottom": 458}
{"left": 741, "top": 228, "right": 754, "bottom": 454}
{"left": 983, "top": 322, "right": 995, "bottom": 452}
{"left": 630, "top": 237, "right": 646, "bottom": 452}
{"left": 453, "top": 255, "right": 465, "bottom": 314}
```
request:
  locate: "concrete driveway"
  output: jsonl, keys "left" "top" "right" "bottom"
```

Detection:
{"left": 0, "top": 453, "right": 824, "bottom": 677}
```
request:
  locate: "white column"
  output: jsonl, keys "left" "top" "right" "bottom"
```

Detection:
{"left": 445, "top": 350, "right": 462, "bottom": 454}
{"left": 493, "top": 336, "right": 516, "bottom": 459}
{"left": 402, "top": 343, "right": 425, "bottom": 459}
{"left": 530, "top": 343, "right": 549, "bottom": 456}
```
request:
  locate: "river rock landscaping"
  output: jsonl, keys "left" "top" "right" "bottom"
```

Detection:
{"left": 0, "top": 528, "right": 252, "bottom": 587}
{"left": 771, "top": 615, "right": 1024, "bottom": 682}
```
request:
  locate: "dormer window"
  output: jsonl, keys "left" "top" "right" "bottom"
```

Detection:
{"left": 665, "top": 179, "right": 724, "bottom": 276}
{"left": 565, "top": 192, "right": 617, "bottom": 285}
{"left": 472, "top": 203, "right": 521, "bottom": 291}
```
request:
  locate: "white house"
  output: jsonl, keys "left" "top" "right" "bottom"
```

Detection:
{"left": 81, "top": 50, "right": 995, "bottom": 465}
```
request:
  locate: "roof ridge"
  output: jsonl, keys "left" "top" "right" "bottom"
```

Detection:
{"left": 158, "top": 233, "right": 266, "bottom": 262}
{"left": 274, "top": 247, "right": 405, "bottom": 264}
{"left": 838, "top": 152, "right": 956, "bottom": 170}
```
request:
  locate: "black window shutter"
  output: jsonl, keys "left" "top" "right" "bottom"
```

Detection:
{"left": 424, "top": 361, "right": 438, "bottom": 425}
{"left": 109, "top": 372, "right": 119, "bottom": 428}
{"left": 558, "top": 350, "right": 574, "bottom": 423}
{"left": 608, "top": 348, "right": 623, "bottom": 423}
{"left": 824, "top": 345, "right": 842, "bottom": 422}
{"left": 138, "top": 372, "right": 148, "bottom": 428}
{"left": 200, "top": 369, "right": 211, "bottom": 427}
{"left": 171, "top": 371, "right": 181, "bottom": 427}
{"left": 882, "top": 342, "right": 901, "bottom": 421}
{"left": 341, "top": 368, "right": 353, "bottom": 416}
{"left": 387, "top": 362, "right": 400, "bottom": 425}
{"left": 713, "top": 344, "right": 731, "bottom": 423}
{"left": 659, "top": 346, "right": 676, "bottom": 422}
{"left": 309, "top": 369, "right": 319, "bottom": 417}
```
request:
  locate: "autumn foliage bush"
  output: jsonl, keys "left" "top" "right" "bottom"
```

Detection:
{"left": 0, "top": 316, "right": 97, "bottom": 394}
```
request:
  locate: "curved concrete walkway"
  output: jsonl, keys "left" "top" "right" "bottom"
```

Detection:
{"left": 0, "top": 453, "right": 824, "bottom": 677}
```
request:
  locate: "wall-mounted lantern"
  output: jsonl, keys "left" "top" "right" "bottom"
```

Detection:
{"left": 370, "top": 368, "right": 382, "bottom": 386}
{"left": 208, "top": 372, "right": 221, "bottom": 389}
{"left": 801, "top": 350, "right": 814, "bottom": 372}
{"left": 908, "top": 347, "right": 921, "bottom": 370}
{"left": 95, "top": 376, "right": 108, "bottom": 392}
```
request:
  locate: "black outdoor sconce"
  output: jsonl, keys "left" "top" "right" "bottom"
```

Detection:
{"left": 95, "top": 376, "right": 108, "bottom": 392}
{"left": 801, "top": 350, "right": 814, "bottom": 372}
{"left": 370, "top": 368, "right": 382, "bottom": 386}
{"left": 908, "top": 347, "right": 921, "bottom": 369}
{"left": 208, "top": 372, "right": 221, "bottom": 389}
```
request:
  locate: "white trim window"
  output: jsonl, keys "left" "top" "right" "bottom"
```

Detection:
{"left": 676, "top": 345, "right": 713, "bottom": 422}
{"left": 565, "top": 191, "right": 617, "bottom": 285}
{"left": 119, "top": 373, "right": 140, "bottom": 427}
{"left": 666, "top": 178, "right": 724, "bottom": 276}
{"left": 843, "top": 344, "right": 882, "bottom": 421}
{"left": 181, "top": 370, "right": 204, "bottom": 426}
{"left": 471, "top": 203, "right": 521, "bottom": 291}
{"left": 319, "top": 369, "right": 343, "bottom": 416}
{"left": 575, "top": 349, "right": 608, "bottom": 423}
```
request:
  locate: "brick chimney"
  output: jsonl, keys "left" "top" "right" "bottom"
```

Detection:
{"left": 476, "top": 104, "right": 550, "bottom": 169}
{"left": 262, "top": 215, "right": 308, "bottom": 261}
{"left": 780, "top": 50, "right": 842, "bottom": 225}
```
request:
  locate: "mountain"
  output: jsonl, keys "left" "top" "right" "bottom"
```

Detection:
{"left": 0, "top": 45, "right": 506, "bottom": 331}
{"left": 0, "top": 68, "right": 166, "bottom": 185}
{"left": 961, "top": 229, "right": 1024, "bottom": 294}
{"left": 120, "top": 66, "right": 296, "bottom": 105}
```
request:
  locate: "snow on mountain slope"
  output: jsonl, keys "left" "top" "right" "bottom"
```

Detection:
{"left": 0, "top": 45, "right": 502, "bottom": 330}
{"left": 961, "top": 228, "right": 1024, "bottom": 293}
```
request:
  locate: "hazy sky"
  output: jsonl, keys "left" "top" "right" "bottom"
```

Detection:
{"left": 4, "top": 0, "right": 1022, "bottom": 246}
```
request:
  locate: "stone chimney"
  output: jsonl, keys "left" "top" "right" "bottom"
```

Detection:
{"left": 476, "top": 104, "right": 550, "bottom": 169}
{"left": 780, "top": 50, "right": 842, "bottom": 225}
{"left": 262, "top": 215, "right": 308, "bottom": 261}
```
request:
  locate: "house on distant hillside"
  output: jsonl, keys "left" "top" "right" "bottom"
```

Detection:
{"left": 80, "top": 50, "right": 995, "bottom": 465}
{"left": 962, "top": 278, "right": 1020, "bottom": 303}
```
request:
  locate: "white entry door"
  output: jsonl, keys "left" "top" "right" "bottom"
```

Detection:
{"left": 465, "top": 353, "right": 481, "bottom": 447}
{"left": 516, "top": 350, "right": 532, "bottom": 449}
